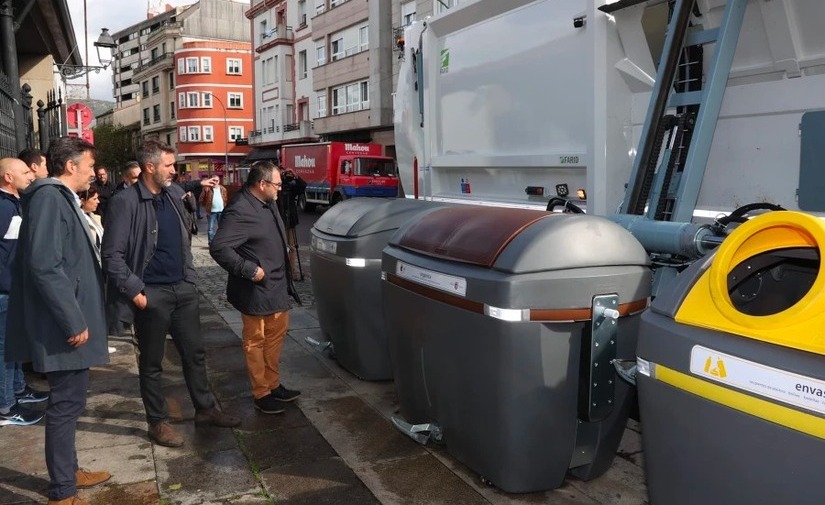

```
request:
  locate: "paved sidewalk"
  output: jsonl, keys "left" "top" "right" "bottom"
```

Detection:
{"left": 0, "top": 227, "right": 648, "bottom": 505}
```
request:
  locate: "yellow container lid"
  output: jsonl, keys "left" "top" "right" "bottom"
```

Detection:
{"left": 675, "top": 211, "right": 825, "bottom": 355}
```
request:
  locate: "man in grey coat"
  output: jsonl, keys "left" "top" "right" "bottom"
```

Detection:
{"left": 5, "top": 137, "right": 111, "bottom": 505}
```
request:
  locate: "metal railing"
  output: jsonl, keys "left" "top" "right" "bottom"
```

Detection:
{"left": 134, "top": 52, "right": 174, "bottom": 74}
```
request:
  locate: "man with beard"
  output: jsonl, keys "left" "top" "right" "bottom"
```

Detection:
{"left": 102, "top": 139, "right": 239, "bottom": 448}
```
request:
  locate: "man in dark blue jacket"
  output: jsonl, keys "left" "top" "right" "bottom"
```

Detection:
{"left": 6, "top": 138, "right": 112, "bottom": 504}
{"left": 0, "top": 157, "right": 47, "bottom": 427}
{"left": 210, "top": 161, "right": 301, "bottom": 415}
{"left": 102, "top": 139, "right": 239, "bottom": 448}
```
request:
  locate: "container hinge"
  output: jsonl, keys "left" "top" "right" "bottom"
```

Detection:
{"left": 612, "top": 359, "right": 637, "bottom": 386}
{"left": 585, "top": 294, "right": 619, "bottom": 422}
{"left": 391, "top": 416, "right": 443, "bottom": 445}
{"left": 304, "top": 336, "right": 334, "bottom": 355}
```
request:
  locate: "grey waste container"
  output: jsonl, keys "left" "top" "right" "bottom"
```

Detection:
{"left": 310, "top": 197, "right": 447, "bottom": 380}
{"left": 382, "top": 205, "right": 651, "bottom": 493}
{"left": 636, "top": 211, "right": 825, "bottom": 505}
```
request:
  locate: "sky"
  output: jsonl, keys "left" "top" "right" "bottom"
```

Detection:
{"left": 66, "top": 0, "right": 249, "bottom": 101}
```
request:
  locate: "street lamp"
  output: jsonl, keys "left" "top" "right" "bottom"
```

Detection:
{"left": 57, "top": 28, "right": 117, "bottom": 80}
{"left": 208, "top": 92, "right": 230, "bottom": 174}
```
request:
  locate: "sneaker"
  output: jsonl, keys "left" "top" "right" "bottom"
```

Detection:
{"left": 0, "top": 403, "right": 44, "bottom": 426}
{"left": 270, "top": 384, "right": 301, "bottom": 402}
{"left": 194, "top": 406, "right": 241, "bottom": 428}
{"left": 148, "top": 421, "right": 184, "bottom": 447}
{"left": 75, "top": 468, "right": 111, "bottom": 488}
{"left": 15, "top": 386, "right": 49, "bottom": 404}
{"left": 254, "top": 395, "right": 286, "bottom": 414}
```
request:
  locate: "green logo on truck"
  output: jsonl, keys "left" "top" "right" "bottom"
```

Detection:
{"left": 440, "top": 48, "right": 449, "bottom": 74}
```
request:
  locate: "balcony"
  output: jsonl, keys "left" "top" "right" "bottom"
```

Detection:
{"left": 133, "top": 52, "right": 174, "bottom": 79}
{"left": 256, "top": 25, "right": 294, "bottom": 53}
{"left": 249, "top": 120, "right": 315, "bottom": 145}
{"left": 146, "top": 21, "right": 182, "bottom": 45}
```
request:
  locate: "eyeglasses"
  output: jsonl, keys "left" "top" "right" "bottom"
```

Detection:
{"left": 263, "top": 180, "right": 282, "bottom": 188}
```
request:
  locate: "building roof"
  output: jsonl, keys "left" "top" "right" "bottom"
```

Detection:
{"left": 16, "top": 0, "right": 83, "bottom": 66}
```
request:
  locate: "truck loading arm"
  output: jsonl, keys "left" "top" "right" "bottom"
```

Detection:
{"left": 619, "top": 0, "right": 748, "bottom": 223}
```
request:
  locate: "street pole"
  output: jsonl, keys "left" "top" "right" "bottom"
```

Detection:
{"left": 210, "top": 92, "right": 229, "bottom": 175}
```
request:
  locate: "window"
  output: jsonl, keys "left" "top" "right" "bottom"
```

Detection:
{"left": 260, "top": 19, "right": 268, "bottom": 42}
{"left": 143, "top": 107, "right": 150, "bottom": 125}
{"left": 434, "top": 0, "right": 459, "bottom": 15}
{"left": 151, "top": 76, "right": 160, "bottom": 93}
{"left": 170, "top": 101, "right": 176, "bottom": 119}
{"left": 161, "top": 42, "right": 167, "bottom": 54}
{"left": 229, "top": 127, "right": 244, "bottom": 141}
{"left": 152, "top": 104, "right": 161, "bottom": 122}
{"left": 228, "top": 92, "right": 243, "bottom": 108}
{"left": 317, "top": 94, "right": 326, "bottom": 118}
{"left": 178, "top": 92, "right": 186, "bottom": 109}
{"left": 187, "top": 92, "right": 200, "bottom": 108}
{"left": 401, "top": 1, "right": 416, "bottom": 25}
{"left": 331, "top": 80, "right": 369, "bottom": 115}
{"left": 226, "top": 58, "right": 242, "bottom": 74}
{"left": 203, "top": 92, "right": 212, "bottom": 107}
{"left": 331, "top": 38, "right": 344, "bottom": 61}
{"left": 359, "top": 25, "right": 368, "bottom": 51}
{"left": 186, "top": 57, "right": 199, "bottom": 73}
{"left": 316, "top": 45, "right": 326, "bottom": 66}
{"left": 315, "top": 0, "right": 325, "bottom": 14}
{"left": 201, "top": 57, "right": 211, "bottom": 73}
{"left": 179, "top": 127, "right": 186, "bottom": 142}
{"left": 203, "top": 125, "right": 214, "bottom": 141}
{"left": 141, "top": 81, "right": 149, "bottom": 98}
{"left": 188, "top": 126, "right": 201, "bottom": 142}
{"left": 331, "top": 0, "right": 346, "bottom": 6}
{"left": 151, "top": 47, "right": 158, "bottom": 60}
{"left": 298, "top": 50, "right": 307, "bottom": 79}
{"left": 168, "top": 71, "right": 174, "bottom": 89}
{"left": 166, "top": 133, "right": 172, "bottom": 146}
{"left": 298, "top": 0, "right": 307, "bottom": 25}
{"left": 177, "top": 58, "right": 185, "bottom": 74}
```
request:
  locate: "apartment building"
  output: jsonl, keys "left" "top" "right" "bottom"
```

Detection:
{"left": 109, "top": 0, "right": 251, "bottom": 176}
{"left": 245, "top": 0, "right": 397, "bottom": 158}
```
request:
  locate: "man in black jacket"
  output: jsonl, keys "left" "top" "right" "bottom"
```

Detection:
{"left": 210, "top": 160, "right": 301, "bottom": 414}
{"left": 102, "top": 139, "right": 239, "bottom": 448}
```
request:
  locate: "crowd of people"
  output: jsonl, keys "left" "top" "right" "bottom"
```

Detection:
{"left": 0, "top": 137, "right": 305, "bottom": 505}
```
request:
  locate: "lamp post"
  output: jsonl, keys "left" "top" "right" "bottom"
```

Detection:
{"left": 56, "top": 28, "right": 117, "bottom": 80}
{"left": 209, "top": 92, "right": 230, "bottom": 175}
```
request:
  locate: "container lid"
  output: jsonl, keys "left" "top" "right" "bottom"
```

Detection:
{"left": 312, "top": 198, "right": 446, "bottom": 238}
{"left": 393, "top": 206, "right": 649, "bottom": 273}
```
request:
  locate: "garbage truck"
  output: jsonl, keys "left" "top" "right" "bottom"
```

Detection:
{"left": 388, "top": 0, "right": 825, "bottom": 495}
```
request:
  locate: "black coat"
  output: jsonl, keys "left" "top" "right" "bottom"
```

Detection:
{"left": 210, "top": 188, "right": 298, "bottom": 316}
{"left": 5, "top": 180, "right": 109, "bottom": 372}
{"left": 277, "top": 174, "right": 306, "bottom": 229}
{"left": 101, "top": 181, "right": 197, "bottom": 334}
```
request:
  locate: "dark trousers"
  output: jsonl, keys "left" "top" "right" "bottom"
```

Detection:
{"left": 45, "top": 369, "right": 89, "bottom": 500}
{"left": 134, "top": 282, "right": 214, "bottom": 424}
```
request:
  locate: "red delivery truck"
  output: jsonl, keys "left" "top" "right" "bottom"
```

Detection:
{"left": 281, "top": 142, "right": 398, "bottom": 212}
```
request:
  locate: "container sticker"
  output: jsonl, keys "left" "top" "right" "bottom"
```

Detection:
{"left": 690, "top": 345, "right": 825, "bottom": 416}
{"left": 396, "top": 261, "right": 467, "bottom": 297}
{"left": 311, "top": 236, "right": 337, "bottom": 255}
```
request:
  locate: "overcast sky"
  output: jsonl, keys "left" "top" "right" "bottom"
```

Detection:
{"left": 66, "top": 0, "right": 249, "bottom": 101}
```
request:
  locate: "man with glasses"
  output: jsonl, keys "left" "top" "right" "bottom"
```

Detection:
{"left": 210, "top": 160, "right": 302, "bottom": 414}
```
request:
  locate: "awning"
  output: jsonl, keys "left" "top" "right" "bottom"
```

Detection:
{"left": 242, "top": 147, "right": 281, "bottom": 165}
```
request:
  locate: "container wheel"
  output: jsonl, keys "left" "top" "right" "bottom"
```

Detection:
{"left": 299, "top": 194, "right": 316, "bottom": 213}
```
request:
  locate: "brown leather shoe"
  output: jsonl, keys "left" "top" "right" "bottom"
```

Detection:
{"left": 148, "top": 420, "right": 184, "bottom": 447}
{"left": 194, "top": 406, "right": 241, "bottom": 428}
{"left": 75, "top": 468, "right": 111, "bottom": 488}
{"left": 47, "top": 495, "right": 89, "bottom": 505}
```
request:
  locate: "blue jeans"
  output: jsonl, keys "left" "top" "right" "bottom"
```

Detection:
{"left": 0, "top": 294, "right": 25, "bottom": 410}
{"left": 207, "top": 212, "right": 221, "bottom": 244}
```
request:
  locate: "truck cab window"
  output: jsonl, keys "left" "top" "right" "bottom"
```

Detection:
{"left": 342, "top": 161, "right": 351, "bottom": 174}
{"left": 355, "top": 158, "right": 397, "bottom": 177}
